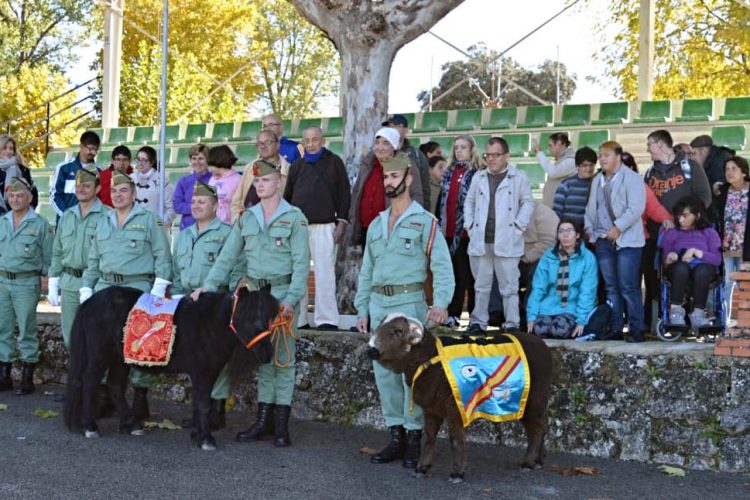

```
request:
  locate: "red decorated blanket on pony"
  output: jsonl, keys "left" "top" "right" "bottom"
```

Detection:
{"left": 123, "top": 293, "right": 181, "bottom": 367}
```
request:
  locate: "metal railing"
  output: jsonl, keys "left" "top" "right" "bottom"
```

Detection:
{"left": 1, "top": 76, "right": 101, "bottom": 156}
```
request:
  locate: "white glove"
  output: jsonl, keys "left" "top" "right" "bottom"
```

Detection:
{"left": 150, "top": 278, "right": 171, "bottom": 298}
{"left": 47, "top": 277, "right": 61, "bottom": 307}
{"left": 79, "top": 287, "right": 93, "bottom": 304}
{"left": 171, "top": 294, "right": 184, "bottom": 301}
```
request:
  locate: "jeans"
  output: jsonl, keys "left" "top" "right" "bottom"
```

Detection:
{"left": 595, "top": 239, "right": 645, "bottom": 335}
{"left": 724, "top": 255, "right": 741, "bottom": 321}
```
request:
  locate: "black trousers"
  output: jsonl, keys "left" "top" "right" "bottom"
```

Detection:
{"left": 448, "top": 237, "right": 475, "bottom": 318}
{"left": 666, "top": 262, "right": 716, "bottom": 309}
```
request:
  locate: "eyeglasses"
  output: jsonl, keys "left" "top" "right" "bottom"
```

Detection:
{"left": 257, "top": 139, "right": 277, "bottom": 146}
{"left": 136, "top": 157, "right": 151, "bottom": 163}
{"left": 482, "top": 152, "right": 507, "bottom": 159}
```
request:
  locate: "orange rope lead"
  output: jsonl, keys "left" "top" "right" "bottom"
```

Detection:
{"left": 269, "top": 311, "right": 296, "bottom": 368}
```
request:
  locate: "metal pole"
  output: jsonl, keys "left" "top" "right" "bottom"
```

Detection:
{"left": 556, "top": 45, "right": 560, "bottom": 105}
{"left": 45, "top": 103, "right": 51, "bottom": 155}
{"left": 158, "top": 0, "right": 168, "bottom": 221}
{"left": 638, "top": 0, "right": 655, "bottom": 100}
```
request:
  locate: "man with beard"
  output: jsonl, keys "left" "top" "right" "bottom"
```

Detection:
{"left": 354, "top": 152, "right": 454, "bottom": 469}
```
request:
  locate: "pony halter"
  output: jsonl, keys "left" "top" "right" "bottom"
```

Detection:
{"left": 228, "top": 289, "right": 295, "bottom": 353}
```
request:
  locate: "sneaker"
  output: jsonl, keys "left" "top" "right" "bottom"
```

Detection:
{"left": 503, "top": 323, "right": 520, "bottom": 334}
{"left": 444, "top": 316, "right": 460, "bottom": 328}
{"left": 465, "top": 323, "right": 486, "bottom": 335}
{"left": 668, "top": 305, "right": 686, "bottom": 326}
{"left": 689, "top": 309, "right": 711, "bottom": 329}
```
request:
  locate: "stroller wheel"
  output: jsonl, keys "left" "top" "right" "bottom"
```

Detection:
{"left": 656, "top": 319, "right": 683, "bottom": 342}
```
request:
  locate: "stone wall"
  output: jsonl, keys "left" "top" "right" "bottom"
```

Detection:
{"left": 31, "top": 313, "right": 750, "bottom": 472}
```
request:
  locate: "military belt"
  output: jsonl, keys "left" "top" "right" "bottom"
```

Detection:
{"left": 103, "top": 273, "right": 155, "bottom": 284}
{"left": 250, "top": 275, "right": 292, "bottom": 288}
{"left": 0, "top": 270, "right": 40, "bottom": 280}
{"left": 62, "top": 266, "right": 83, "bottom": 278}
{"left": 372, "top": 283, "right": 424, "bottom": 297}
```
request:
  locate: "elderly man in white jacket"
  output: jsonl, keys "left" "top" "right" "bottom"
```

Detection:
{"left": 463, "top": 137, "right": 535, "bottom": 334}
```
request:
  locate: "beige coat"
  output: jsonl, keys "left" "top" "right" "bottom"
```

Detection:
{"left": 230, "top": 156, "right": 290, "bottom": 222}
{"left": 522, "top": 203, "right": 559, "bottom": 264}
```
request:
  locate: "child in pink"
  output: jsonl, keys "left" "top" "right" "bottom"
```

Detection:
{"left": 207, "top": 145, "right": 242, "bottom": 224}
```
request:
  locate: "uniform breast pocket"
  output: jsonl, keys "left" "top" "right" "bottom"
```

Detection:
{"left": 60, "top": 224, "right": 76, "bottom": 246}
{"left": 122, "top": 231, "right": 147, "bottom": 254}
{"left": 241, "top": 223, "right": 261, "bottom": 251}
{"left": 19, "top": 235, "right": 40, "bottom": 260}
{"left": 395, "top": 227, "right": 421, "bottom": 257}
{"left": 202, "top": 242, "right": 223, "bottom": 266}
{"left": 269, "top": 226, "right": 292, "bottom": 252}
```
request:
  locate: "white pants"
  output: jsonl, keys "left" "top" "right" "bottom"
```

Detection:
{"left": 469, "top": 244, "right": 521, "bottom": 328}
{"left": 298, "top": 223, "right": 340, "bottom": 327}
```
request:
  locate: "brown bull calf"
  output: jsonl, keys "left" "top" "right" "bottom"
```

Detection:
{"left": 368, "top": 313, "right": 552, "bottom": 483}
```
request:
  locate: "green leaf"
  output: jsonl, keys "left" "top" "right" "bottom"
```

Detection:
{"left": 0, "top": 403, "right": 8, "bottom": 411}
{"left": 143, "top": 419, "right": 181, "bottom": 430}
{"left": 33, "top": 408, "right": 59, "bottom": 419}
{"left": 659, "top": 465, "right": 686, "bottom": 477}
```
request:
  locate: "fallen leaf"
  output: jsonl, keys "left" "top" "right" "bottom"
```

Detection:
{"left": 359, "top": 446, "right": 379, "bottom": 456}
{"left": 658, "top": 465, "right": 686, "bottom": 477}
{"left": 546, "top": 464, "right": 599, "bottom": 476}
{"left": 481, "top": 487, "right": 493, "bottom": 493}
{"left": 225, "top": 395, "right": 235, "bottom": 412}
{"left": 143, "top": 419, "right": 181, "bottom": 430}
{"left": 33, "top": 408, "right": 59, "bottom": 419}
{"left": 0, "top": 403, "right": 7, "bottom": 411}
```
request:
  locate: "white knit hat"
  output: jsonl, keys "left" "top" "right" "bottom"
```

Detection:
{"left": 374, "top": 127, "right": 400, "bottom": 150}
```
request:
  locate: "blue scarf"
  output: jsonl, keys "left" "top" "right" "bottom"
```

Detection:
{"left": 304, "top": 148, "right": 325, "bottom": 164}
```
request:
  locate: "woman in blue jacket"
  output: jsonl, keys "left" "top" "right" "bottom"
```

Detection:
{"left": 527, "top": 218, "right": 599, "bottom": 338}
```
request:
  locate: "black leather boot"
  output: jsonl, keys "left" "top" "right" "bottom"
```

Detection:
{"left": 236, "top": 402, "right": 275, "bottom": 442}
{"left": 209, "top": 399, "right": 226, "bottom": 430}
{"left": 132, "top": 387, "right": 150, "bottom": 420}
{"left": 403, "top": 429, "right": 422, "bottom": 468}
{"left": 0, "top": 362, "right": 12, "bottom": 392}
{"left": 273, "top": 404, "right": 292, "bottom": 447}
{"left": 95, "top": 384, "right": 115, "bottom": 418}
{"left": 14, "top": 362, "right": 35, "bottom": 395}
{"left": 370, "top": 425, "right": 406, "bottom": 464}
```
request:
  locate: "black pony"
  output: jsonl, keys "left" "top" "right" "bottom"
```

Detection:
{"left": 64, "top": 284, "right": 279, "bottom": 450}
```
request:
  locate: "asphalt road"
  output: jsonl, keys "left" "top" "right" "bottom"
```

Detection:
{"left": 1, "top": 385, "right": 748, "bottom": 500}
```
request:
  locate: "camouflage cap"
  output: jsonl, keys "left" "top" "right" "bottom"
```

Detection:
{"left": 382, "top": 152, "right": 412, "bottom": 173}
{"left": 111, "top": 170, "right": 134, "bottom": 187}
{"left": 76, "top": 165, "right": 99, "bottom": 185}
{"left": 252, "top": 159, "right": 278, "bottom": 178}
{"left": 6, "top": 176, "right": 32, "bottom": 193}
{"left": 193, "top": 179, "right": 217, "bottom": 200}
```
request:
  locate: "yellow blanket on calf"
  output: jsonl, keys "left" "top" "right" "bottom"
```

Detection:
{"left": 412, "top": 334, "right": 531, "bottom": 427}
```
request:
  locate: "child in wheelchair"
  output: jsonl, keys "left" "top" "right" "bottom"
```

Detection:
{"left": 661, "top": 196, "right": 722, "bottom": 330}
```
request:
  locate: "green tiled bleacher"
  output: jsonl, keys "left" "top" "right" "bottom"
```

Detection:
{"left": 634, "top": 100, "right": 671, "bottom": 123}
{"left": 676, "top": 99, "right": 713, "bottom": 122}
{"left": 447, "top": 109, "right": 482, "bottom": 132}
{"left": 555, "top": 104, "right": 591, "bottom": 127}
{"left": 720, "top": 97, "right": 750, "bottom": 121}
{"left": 36, "top": 95, "right": 750, "bottom": 228}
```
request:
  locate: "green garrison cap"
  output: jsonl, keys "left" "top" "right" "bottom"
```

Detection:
{"left": 252, "top": 159, "right": 278, "bottom": 178}
{"left": 6, "top": 176, "right": 32, "bottom": 193}
{"left": 193, "top": 179, "right": 217, "bottom": 199}
{"left": 382, "top": 152, "right": 412, "bottom": 173}
{"left": 76, "top": 165, "right": 99, "bottom": 184}
{"left": 111, "top": 170, "right": 134, "bottom": 187}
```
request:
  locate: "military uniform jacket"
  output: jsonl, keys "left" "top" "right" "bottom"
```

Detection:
{"left": 0, "top": 209, "right": 53, "bottom": 281}
{"left": 82, "top": 204, "right": 172, "bottom": 289}
{"left": 172, "top": 217, "right": 243, "bottom": 295}
{"left": 49, "top": 199, "right": 111, "bottom": 291}
{"left": 204, "top": 199, "right": 309, "bottom": 306}
{"left": 354, "top": 200, "right": 455, "bottom": 318}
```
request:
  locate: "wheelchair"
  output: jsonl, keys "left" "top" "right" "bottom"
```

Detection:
{"left": 654, "top": 231, "right": 726, "bottom": 342}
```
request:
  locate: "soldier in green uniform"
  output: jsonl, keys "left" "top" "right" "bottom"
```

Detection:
{"left": 0, "top": 177, "right": 53, "bottom": 395}
{"left": 354, "top": 153, "right": 455, "bottom": 468}
{"left": 80, "top": 170, "right": 172, "bottom": 418}
{"left": 48, "top": 166, "right": 110, "bottom": 349}
{"left": 191, "top": 159, "right": 310, "bottom": 447}
{"left": 172, "top": 180, "right": 242, "bottom": 429}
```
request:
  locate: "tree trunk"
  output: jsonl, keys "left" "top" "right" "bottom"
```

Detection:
{"left": 287, "top": 0, "right": 466, "bottom": 313}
